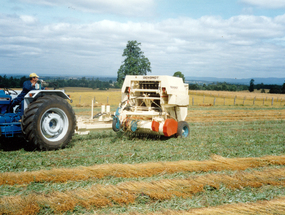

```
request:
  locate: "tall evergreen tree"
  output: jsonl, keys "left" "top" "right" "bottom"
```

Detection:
{"left": 282, "top": 82, "right": 285, "bottom": 94}
{"left": 249, "top": 79, "right": 255, "bottom": 92}
{"left": 117, "top": 40, "right": 151, "bottom": 86}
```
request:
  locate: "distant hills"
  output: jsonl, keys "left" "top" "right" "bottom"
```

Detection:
{"left": 185, "top": 77, "right": 285, "bottom": 85}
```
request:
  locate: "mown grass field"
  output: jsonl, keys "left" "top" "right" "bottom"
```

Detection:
{"left": 0, "top": 88, "right": 285, "bottom": 214}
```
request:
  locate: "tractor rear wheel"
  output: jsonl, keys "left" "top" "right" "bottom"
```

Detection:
{"left": 22, "top": 95, "right": 76, "bottom": 150}
{"left": 176, "top": 121, "right": 190, "bottom": 138}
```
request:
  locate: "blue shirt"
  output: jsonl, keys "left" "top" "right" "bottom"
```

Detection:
{"left": 13, "top": 80, "right": 40, "bottom": 103}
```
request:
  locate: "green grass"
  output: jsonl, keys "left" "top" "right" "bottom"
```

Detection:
{"left": 0, "top": 105, "right": 284, "bottom": 214}
{"left": 0, "top": 120, "right": 284, "bottom": 173}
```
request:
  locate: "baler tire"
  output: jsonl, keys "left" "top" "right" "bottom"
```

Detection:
{"left": 21, "top": 95, "right": 76, "bottom": 150}
{"left": 176, "top": 121, "right": 190, "bottom": 138}
{"left": 112, "top": 117, "right": 120, "bottom": 132}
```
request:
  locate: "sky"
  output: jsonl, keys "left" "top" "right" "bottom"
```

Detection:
{"left": 0, "top": 0, "right": 285, "bottom": 78}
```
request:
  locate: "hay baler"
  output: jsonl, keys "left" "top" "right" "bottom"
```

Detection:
{"left": 112, "top": 75, "right": 190, "bottom": 137}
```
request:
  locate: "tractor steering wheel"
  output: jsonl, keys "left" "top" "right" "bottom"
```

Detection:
{"left": 4, "top": 88, "right": 18, "bottom": 95}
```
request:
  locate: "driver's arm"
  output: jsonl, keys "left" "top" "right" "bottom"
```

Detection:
{"left": 23, "top": 81, "right": 35, "bottom": 92}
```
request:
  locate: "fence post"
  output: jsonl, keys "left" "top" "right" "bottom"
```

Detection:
{"left": 224, "top": 97, "right": 226, "bottom": 105}
{"left": 79, "top": 95, "right": 81, "bottom": 104}
{"left": 192, "top": 97, "right": 194, "bottom": 106}
{"left": 91, "top": 100, "right": 94, "bottom": 119}
{"left": 243, "top": 97, "right": 246, "bottom": 105}
{"left": 272, "top": 97, "right": 274, "bottom": 106}
{"left": 234, "top": 97, "right": 236, "bottom": 105}
{"left": 253, "top": 97, "right": 256, "bottom": 105}
{"left": 213, "top": 98, "right": 216, "bottom": 106}
{"left": 203, "top": 95, "right": 205, "bottom": 104}
{"left": 94, "top": 96, "right": 96, "bottom": 103}
{"left": 263, "top": 98, "right": 265, "bottom": 105}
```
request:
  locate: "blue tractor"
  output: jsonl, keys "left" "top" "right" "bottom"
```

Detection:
{"left": 0, "top": 88, "right": 76, "bottom": 150}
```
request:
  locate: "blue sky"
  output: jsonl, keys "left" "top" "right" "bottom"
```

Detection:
{"left": 1, "top": 0, "right": 285, "bottom": 78}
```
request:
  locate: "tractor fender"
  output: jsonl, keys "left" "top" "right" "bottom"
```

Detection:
{"left": 23, "top": 90, "right": 72, "bottom": 109}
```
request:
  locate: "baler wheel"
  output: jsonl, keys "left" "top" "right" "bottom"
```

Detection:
{"left": 21, "top": 95, "right": 76, "bottom": 150}
{"left": 112, "top": 116, "right": 120, "bottom": 132}
{"left": 176, "top": 121, "right": 190, "bottom": 138}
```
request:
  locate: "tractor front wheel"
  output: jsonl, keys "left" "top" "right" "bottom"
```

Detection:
{"left": 22, "top": 95, "right": 76, "bottom": 150}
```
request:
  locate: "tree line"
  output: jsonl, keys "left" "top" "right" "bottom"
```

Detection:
{"left": 45, "top": 77, "right": 116, "bottom": 90}
{"left": 0, "top": 75, "right": 116, "bottom": 90}
{"left": 3, "top": 74, "right": 284, "bottom": 94}
{"left": 249, "top": 79, "right": 285, "bottom": 94}
{"left": 0, "top": 75, "right": 29, "bottom": 88}
{"left": 189, "top": 82, "right": 248, "bottom": 91}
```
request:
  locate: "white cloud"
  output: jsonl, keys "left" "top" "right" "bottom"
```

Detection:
{"left": 20, "top": 15, "right": 37, "bottom": 24}
{"left": 0, "top": 13, "right": 285, "bottom": 78}
{"left": 19, "top": 0, "right": 155, "bottom": 16}
{"left": 241, "top": 0, "right": 285, "bottom": 9}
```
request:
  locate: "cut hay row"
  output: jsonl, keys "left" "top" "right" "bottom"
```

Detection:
{"left": 1, "top": 155, "right": 285, "bottom": 186}
{"left": 187, "top": 109, "right": 285, "bottom": 122}
{"left": 136, "top": 197, "right": 285, "bottom": 215}
{"left": 1, "top": 167, "right": 285, "bottom": 214}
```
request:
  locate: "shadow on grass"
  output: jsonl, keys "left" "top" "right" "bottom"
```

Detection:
{"left": 0, "top": 136, "right": 30, "bottom": 151}
{"left": 111, "top": 131, "right": 172, "bottom": 142}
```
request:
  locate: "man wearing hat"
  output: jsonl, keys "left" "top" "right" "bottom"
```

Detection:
{"left": 8, "top": 73, "right": 44, "bottom": 112}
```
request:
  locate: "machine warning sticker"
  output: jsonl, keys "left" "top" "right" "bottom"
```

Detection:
{"left": 143, "top": 76, "right": 159, "bottom": 79}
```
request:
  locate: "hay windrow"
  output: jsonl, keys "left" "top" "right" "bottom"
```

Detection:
{"left": 137, "top": 197, "right": 285, "bottom": 215}
{"left": 1, "top": 167, "right": 285, "bottom": 214}
{"left": 1, "top": 155, "right": 285, "bottom": 186}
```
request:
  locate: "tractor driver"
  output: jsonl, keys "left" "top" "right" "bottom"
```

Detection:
{"left": 8, "top": 73, "right": 44, "bottom": 112}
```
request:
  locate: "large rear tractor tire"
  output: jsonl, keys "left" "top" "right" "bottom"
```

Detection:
{"left": 176, "top": 121, "right": 190, "bottom": 138}
{"left": 22, "top": 95, "right": 76, "bottom": 150}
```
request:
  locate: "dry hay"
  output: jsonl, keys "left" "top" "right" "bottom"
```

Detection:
{"left": 189, "top": 90, "right": 285, "bottom": 107}
{"left": 75, "top": 103, "right": 102, "bottom": 107}
{"left": 1, "top": 167, "right": 285, "bottom": 214}
{"left": 186, "top": 109, "right": 285, "bottom": 122}
{"left": 133, "top": 197, "right": 285, "bottom": 215}
{"left": 1, "top": 155, "right": 285, "bottom": 186}
{"left": 68, "top": 91, "right": 121, "bottom": 107}
{"left": 190, "top": 90, "right": 285, "bottom": 101}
